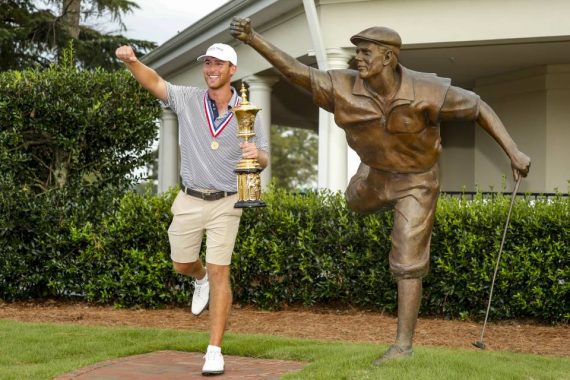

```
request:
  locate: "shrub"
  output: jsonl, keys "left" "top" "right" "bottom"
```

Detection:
{"left": 1, "top": 186, "right": 567, "bottom": 322}
{"left": 427, "top": 194, "right": 569, "bottom": 321}
{"left": 68, "top": 189, "right": 189, "bottom": 307}
{"left": 233, "top": 188, "right": 395, "bottom": 310}
{"left": 0, "top": 52, "right": 161, "bottom": 301}
{"left": 0, "top": 50, "right": 160, "bottom": 193}
{"left": 0, "top": 173, "right": 120, "bottom": 300}
{"left": 233, "top": 190, "right": 568, "bottom": 322}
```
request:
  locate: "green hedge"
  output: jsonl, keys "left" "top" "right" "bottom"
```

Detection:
{"left": 1, "top": 188, "right": 568, "bottom": 322}
{"left": 0, "top": 54, "right": 160, "bottom": 301}
{"left": 0, "top": 62, "right": 160, "bottom": 193}
{"left": 428, "top": 193, "right": 569, "bottom": 321}
{"left": 67, "top": 189, "right": 193, "bottom": 307}
{"left": 236, "top": 189, "right": 569, "bottom": 322}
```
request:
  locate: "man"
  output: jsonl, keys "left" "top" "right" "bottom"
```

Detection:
{"left": 115, "top": 42, "right": 269, "bottom": 375}
{"left": 230, "top": 18, "right": 530, "bottom": 364}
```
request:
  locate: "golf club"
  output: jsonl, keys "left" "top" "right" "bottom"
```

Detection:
{"left": 472, "top": 176, "right": 522, "bottom": 350}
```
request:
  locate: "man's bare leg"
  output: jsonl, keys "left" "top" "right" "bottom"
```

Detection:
{"left": 374, "top": 277, "right": 422, "bottom": 365}
{"left": 173, "top": 260, "right": 207, "bottom": 279}
{"left": 207, "top": 263, "right": 232, "bottom": 346}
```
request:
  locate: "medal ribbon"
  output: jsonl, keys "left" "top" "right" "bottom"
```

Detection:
{"left": 203, "top": 93, "right": 240, "bottom": 139}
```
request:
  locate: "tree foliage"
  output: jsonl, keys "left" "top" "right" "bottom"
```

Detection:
{"left": 270, "top": 125, "right": 318, "bottom": 190}
{"left": 0, "top": 0, "right": 156, "bottom": 70}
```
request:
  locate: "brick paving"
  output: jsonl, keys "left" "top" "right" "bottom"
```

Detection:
{"left": 54, "top": 350, "right": 306, "bottom": 379}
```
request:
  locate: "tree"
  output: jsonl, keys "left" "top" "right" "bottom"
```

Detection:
{"left": 270, "top": 125, "right": 318, "bottom": 191}
{"left": 56, "top": 0, "right": 139, "bottom": 38}
{"left": 0, "top": 0, "right": 156, "bottom": 71}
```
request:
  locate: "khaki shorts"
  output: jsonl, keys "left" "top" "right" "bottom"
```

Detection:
{"left": 168, "top": 191, "right": 243, "bottom": 266}
{"left": 345, "top": 163, "right": 440, "bottom": 279}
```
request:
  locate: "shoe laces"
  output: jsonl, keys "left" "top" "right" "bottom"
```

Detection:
{"left": 194, "top": 280, "right": 206, "bottom": 296}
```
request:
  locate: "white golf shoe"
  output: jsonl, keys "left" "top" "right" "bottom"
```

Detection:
{"left": 202, "top": 348, "right": 224, "bottom": 375}
{"left": 191, "top": 275, "right": 209, "bottom": 316}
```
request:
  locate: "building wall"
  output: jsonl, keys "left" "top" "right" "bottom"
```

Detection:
{"left": 439, "top": 121, "right": 476, "bottom": 191}
{"left": 546, "top": 65, "right": 570, "bottom": 192}
{"left": 474, "top": 65, "right": 570, "bottom": 193}
{"left": 318, "top": 0, "right": 570, "bottom": 47}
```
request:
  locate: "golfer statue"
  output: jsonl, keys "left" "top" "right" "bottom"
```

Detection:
{"left": 230, "top": 18, "right": 530, "bottom": 364}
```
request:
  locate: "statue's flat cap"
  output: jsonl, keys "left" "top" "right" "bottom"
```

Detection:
{"left": 350, "top": 26, "right": 402, "bottom": 49}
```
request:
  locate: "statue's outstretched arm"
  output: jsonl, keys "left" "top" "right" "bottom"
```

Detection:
{"left": 230, "top": 17, "right": 312, "bottom": 92}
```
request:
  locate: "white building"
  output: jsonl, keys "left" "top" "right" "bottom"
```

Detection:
{"left": 143, "top": 0, "right": 570, "bottom": 194}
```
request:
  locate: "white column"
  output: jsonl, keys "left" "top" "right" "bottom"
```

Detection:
{"left": 158, "top": 108, "right": 179, "bottom": 193}
{"left": 317, "top": 108, "right": 330, "bottom": 189}
{"left": 322, "top": 48, "right": 353, "bottom": 192}
{"left": 244, "top": 75, "right": 279, "bottom": 189}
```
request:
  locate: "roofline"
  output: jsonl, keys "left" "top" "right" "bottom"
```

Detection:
{"left": 141, "top": 0, "right": 299, "bottom": 76}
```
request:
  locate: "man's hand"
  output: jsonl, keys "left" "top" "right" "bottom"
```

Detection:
{"left": 230, "top": 17, "right": 255, "bottom": 44}
{"left": 511, "top": 150, "right": 531, "bottom": 181}
{"left": 114, "top": 45, "right": 167, "bottom": 101}
{"left": 240, "top": 141, "right": 259, "bottom": 160}
{"left": 115, "top": 45, "right": 138, "bottom": 63}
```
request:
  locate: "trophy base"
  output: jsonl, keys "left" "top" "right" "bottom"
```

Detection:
{"left": 234, "top": 200, "right": 267, "bottom": 208}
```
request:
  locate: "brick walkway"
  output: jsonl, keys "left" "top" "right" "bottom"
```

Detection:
{"left": 54, "top": 350, "right": 306, "bottom": 379}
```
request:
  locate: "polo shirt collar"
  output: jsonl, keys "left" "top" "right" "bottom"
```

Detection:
{"left": 352, "top": 64, "right": 414, "bottom": 102}
{"left": 229, "top": 86, "right": 239, "bottom": 108}
{"left": 207, "top": 87, "right": 238, "bottom": 107}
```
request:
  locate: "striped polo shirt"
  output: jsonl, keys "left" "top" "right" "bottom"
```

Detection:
{"left": 164, "top": 82, "right": 269, "bottom": 192}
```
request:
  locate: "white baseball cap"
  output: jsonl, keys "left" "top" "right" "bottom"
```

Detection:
{"left": 197, "top": 43, "right": 237, "bottom": 65}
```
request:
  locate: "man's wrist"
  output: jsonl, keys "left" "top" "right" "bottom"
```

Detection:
{"left": 124, "top": 59, "right": 139, "bottom": 66}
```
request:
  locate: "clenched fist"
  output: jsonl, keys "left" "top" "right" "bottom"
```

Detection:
{"left": 510, "top": 150, "right": 531, "bottom": 181}
{"left": 230, "top": 17, "right": 255, "bottom": 44}
{"left": 115, "top": 45, "right": 138, "bottom": 63}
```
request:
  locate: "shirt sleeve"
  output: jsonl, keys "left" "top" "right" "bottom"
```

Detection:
{"left": 439, "top": 86, "right": 481, "bottom": 121}
{"left": 162, "top": 82, "right": 201, "bottom": 114}
{"left": 252, "top": 113, "right": 270, "bottom": 153}
{"left": 309, "top": 67, "right": 335, "bottom": 113}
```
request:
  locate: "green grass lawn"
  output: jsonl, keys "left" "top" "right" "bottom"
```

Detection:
{"left": 0, "top": 319, "right": 568, "bottom": 380}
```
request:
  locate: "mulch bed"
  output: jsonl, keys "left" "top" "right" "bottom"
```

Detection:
{"left": 1, "top": 300, "right": 568, "bottom": 357}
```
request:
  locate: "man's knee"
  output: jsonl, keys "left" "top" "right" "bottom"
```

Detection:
{"left": 172, "top": 261, "right": 200, "bottom": 276}
{"left": 345, "top": 183, "right": 382, "bottom": 214}
{"left": 389, "top": 249, "right": 430, "bottom": 280}
{"left": 206, "top": 263, "right": 230, "bottom": 281}
{"left": 206, "top": 264, "right": 231, "bottom": 295}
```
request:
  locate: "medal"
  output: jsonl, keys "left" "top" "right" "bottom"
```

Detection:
{"left": 204, "top": 91, "right": 240, "bottom": 148}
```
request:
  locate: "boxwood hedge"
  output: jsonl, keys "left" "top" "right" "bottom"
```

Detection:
{"left": 1, "top": 187, "right": 567, "bottom": 322}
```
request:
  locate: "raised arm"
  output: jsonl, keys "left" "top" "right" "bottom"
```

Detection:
{"left": 230, "top": 17, "right": 312, "bottom": 92}
{"left": 115, "top": 45, "right": 168, "bottom": 102}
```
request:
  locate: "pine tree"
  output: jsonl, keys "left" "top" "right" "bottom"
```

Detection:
{"left": 0, "top": 0, "right": 156, "bottom": 70}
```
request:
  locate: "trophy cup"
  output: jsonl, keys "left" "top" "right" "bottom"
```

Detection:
{"left": 232, "top": 83, "right": 266, "bottom": 208}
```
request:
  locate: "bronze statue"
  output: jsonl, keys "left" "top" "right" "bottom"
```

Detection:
{"left": 230, "top": 18, "right": 530, "bottom": 364}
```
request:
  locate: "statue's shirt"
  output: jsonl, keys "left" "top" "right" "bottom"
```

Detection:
{"left": 310, "top": 65, "right": 480, "bottom": 173}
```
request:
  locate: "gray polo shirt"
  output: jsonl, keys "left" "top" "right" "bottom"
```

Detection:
{"left": 164, "top": 82, "right": 269, "bottom": 192}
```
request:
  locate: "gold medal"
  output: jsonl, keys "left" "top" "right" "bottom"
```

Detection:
{"left": 211, "top": 140, "right": 219, "bottom": 150}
